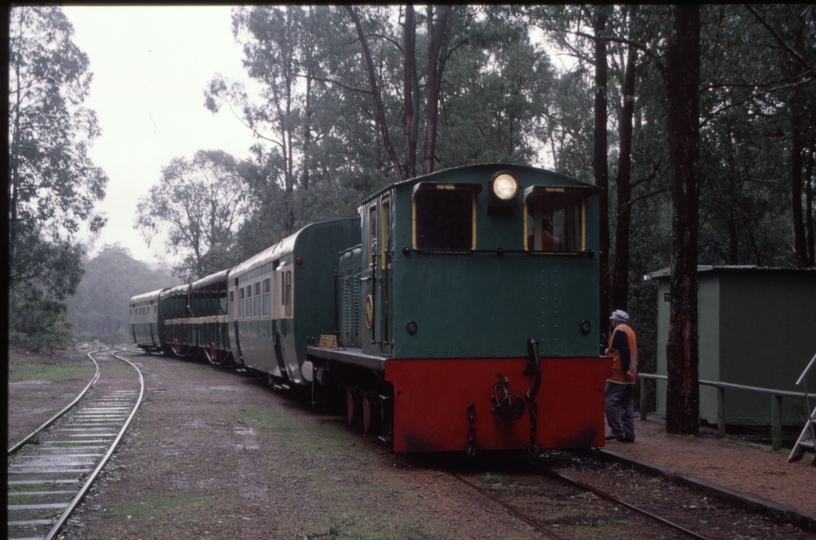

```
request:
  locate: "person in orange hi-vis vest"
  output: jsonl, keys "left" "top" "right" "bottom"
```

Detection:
{"left": 604, "top": 309, "right": 637, "bottom": 442}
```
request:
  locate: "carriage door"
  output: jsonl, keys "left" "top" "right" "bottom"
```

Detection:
{"left": 228, "top": 277, "right": 243, "bottom": 363}
{"left": 361, "top": 203, "right": 377, "bottom": 354}
{"left": 377, "top": 196, "right": 393, "bottom": 355}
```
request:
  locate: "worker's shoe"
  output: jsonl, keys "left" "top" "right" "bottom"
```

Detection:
{"left": 616, "top": 436, "right": 635, "bottom": 443}
{"left": 605, "top": 433, "right": 620, "bottom": 441}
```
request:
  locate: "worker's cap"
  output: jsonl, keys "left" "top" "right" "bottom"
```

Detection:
{"left": 610, "top": 310, "right": 629, "bottom": 323}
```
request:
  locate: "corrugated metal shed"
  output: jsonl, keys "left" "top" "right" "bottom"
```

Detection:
{"left": 647, "top": 265, "right": 816, "bottom": 426}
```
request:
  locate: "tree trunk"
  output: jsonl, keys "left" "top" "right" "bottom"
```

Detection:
{"left": 592, "top": 9, "right": 611, "bottom": 332}
{"left": 806, "top": 148, "right": 814, "bottom": 267}
{"left": 791, "top": 98, "right": 808, "bottom": 267}
{"left": 302, "top": 72, "right": 312, "bottom": 191}
{"left": 402, "top": 5, "right": 419, "bottom": 179}
{"left": 346, "top": 6, "right": 405, "bottom": 180}
{"left": 610, "top": 35, "right": 637, "bottom": 313}
{"left": 422, "top": 5, "right": 453, "bottom": 175}
{"left": 664, "top": 4, "right": 701, "bottom": 435}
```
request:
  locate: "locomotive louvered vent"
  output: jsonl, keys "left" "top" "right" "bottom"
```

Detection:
{"left": 353, "top": 272, "right": 360, "bottom": 343}
{"left": 343, "top": 275, "right": 351, "bottom": 339}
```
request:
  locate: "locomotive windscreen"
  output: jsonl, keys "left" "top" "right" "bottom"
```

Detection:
{"left": 413, "top": 186, "right": 475, "bottom": 251}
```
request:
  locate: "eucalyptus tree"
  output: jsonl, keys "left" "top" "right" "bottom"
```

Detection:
{"left": 135, "top": 150, "right": 250, "bottom": 282}
{"left": 8, "top": 6, "right": 109, "bottom": 343}
{"left": 207, "top": 6, "right": 310, "bottom": 234}
{"left": 206, "top": 5, "right": 391, "bottom": 242}
{"left": 436, "top": 8, "right": 556, "bottom": 168}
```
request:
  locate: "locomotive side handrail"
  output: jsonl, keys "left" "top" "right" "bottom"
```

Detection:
{"left": 637, "top": 372, "right": 813, "bottom": 451}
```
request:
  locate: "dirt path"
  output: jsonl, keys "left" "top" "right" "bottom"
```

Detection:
{"left": 605, "top": 416, "right": 816, "bottom": 518}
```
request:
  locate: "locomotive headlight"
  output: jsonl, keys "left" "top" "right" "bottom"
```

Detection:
{"left": 492, "top": 173, "right": 519, "bottom": 200}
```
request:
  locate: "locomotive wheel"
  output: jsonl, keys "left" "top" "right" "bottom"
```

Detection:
{"left": 362, "top": 398, "right": 372, "bottom": 434}
{"left": 346, "top": 390, "right": 356, "bottom": 425}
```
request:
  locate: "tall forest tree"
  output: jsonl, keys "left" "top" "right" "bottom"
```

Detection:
{"left": 206, "top": 5, "right": 560, "bottom": 253}
{"left": 664, "top": 5, "right": 701, "bottom": 434}
{"left": 135, "top": 150, "right": 250, "bottom": 282}
{"left": 8, "top": 6, "right": 108, "bottom": 345}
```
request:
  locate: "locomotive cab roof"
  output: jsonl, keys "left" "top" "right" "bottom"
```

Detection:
{"left": 358, "top": 163, "right": 598, "bottom": 207}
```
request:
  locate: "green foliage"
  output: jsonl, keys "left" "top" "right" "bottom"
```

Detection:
{"left": 9, "top": 286, "right": 75, "bottom": 351}
{"left": 135, "top": 150, "right": 249, "bottom": 282}
{"left": 9, "top": 6, "right": 108, "bottom": 294}
{"left": 8, "top": 6, "right": 108, "bottom": 346}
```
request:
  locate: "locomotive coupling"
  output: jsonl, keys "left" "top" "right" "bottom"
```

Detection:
{"left": 523, "top": 337, "right": 542, "bottom": 400}
{"left": 490, "top": 374, "right": 526, "bottom": 421}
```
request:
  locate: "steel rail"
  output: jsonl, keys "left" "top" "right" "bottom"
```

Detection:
{"left": 43, "top": 347, "right": 146, "bottom": 540}
{"left": 451, "top": 472, "right": 568, "bottom": 540}
{"left": 7, "top": 347, "right": 104, "bottom": 455}
{"left": 526, "top": 458, "right": 712, "bottom": 540}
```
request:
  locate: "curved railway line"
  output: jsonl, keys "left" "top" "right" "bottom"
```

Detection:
{"left": 7, "top": 347, "right": 144, "bottom": 540}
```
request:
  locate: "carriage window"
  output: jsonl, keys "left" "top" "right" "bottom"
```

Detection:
{"left": 245, "top": 286, "right": 253, "bottom": 318}
{"left": 229, "top": 291, "right": 234, "bottom": 320}
{"left": 262, "top": 278, "right": 271, "bottom": 318}
{"left": 253, "top": 282, "right": 261, "bottom": 318}
{"left": 413, "top": 185, "right": 475, "bottom": 251}
{"left": 525, "top": 188, "right": 585, "bottom": 252}
{"left": 239, "top": 288, "right": 245, "bottom": 320}
{"left": 284, "top": 271, "right": 292, "bottom": 317}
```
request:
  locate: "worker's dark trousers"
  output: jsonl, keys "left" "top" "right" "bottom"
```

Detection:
{"left": 605, "top": 381, "right": 635, "bottom": 441}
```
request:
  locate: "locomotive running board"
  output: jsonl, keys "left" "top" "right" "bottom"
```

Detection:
{"left": 306, "top": 346, "right": 387, "bottom": 372}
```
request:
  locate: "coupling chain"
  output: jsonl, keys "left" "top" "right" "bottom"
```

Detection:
{"left": 467, "top": 400, "right": 477, "bottom": 457}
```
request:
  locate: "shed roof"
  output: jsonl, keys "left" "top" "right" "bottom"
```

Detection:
{"left": 647, "top": 265, "right": 816, "bottom": 280}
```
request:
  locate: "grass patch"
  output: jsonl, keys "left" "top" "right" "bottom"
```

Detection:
{"left": 478, "top": 472, "right": 507, "bottom": 484}
{"left": 234, "top": 403, "right": 359, "bottom": 452}
{"left": 108, "top": 493, "right": 226, "bottom": 519}
{"left": 8, "top": 360, "right": 93, "bottom": 383}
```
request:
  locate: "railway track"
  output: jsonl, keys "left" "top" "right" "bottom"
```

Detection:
{"left": 7, "top": 347, "right": 144, "bottom": 540}
{"left": 454, "top": 461, "right": 708, "bottom": 540}
{"left": 442, "top": 447, "right": 815, "bottom": 539}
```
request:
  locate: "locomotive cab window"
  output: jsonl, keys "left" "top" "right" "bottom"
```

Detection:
{"left": 524, "top": 187, "right": 585, "bottom": 252}
{"left": 412, "top": 183, "right": 476, "bottom": 251}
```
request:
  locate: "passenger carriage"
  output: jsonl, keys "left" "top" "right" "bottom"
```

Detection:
{"left": 189, "top": 269, "right": 232, "bottom": 365}
{"left": 130, "top": 288, "right": 167, "bottom": 354}
{"left": 226, "top": 219, "right": 360, "bottom": 383}
{"left": 160, "top": 283, "right": 192, "bottom": 356}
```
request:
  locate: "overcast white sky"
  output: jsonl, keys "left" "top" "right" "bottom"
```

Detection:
{"left": 60, "top": 6, "right": 569, "bottom": 267}
{"left": 63, "top": 6, "right": 259, "bottom": 265}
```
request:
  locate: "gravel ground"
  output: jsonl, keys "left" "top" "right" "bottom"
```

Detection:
{"left": 7, "top": 343, "right": 98, "bottom": 447}
{"left": 8, "top": 345, "right": 816, "bottom": 539}
{"left": 55, "top": 350, "right": 542, "bottom": 540}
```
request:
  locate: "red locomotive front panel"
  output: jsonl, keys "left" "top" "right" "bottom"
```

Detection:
{"left": 385, "top": 357, "right": 610, "bottom": 453}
